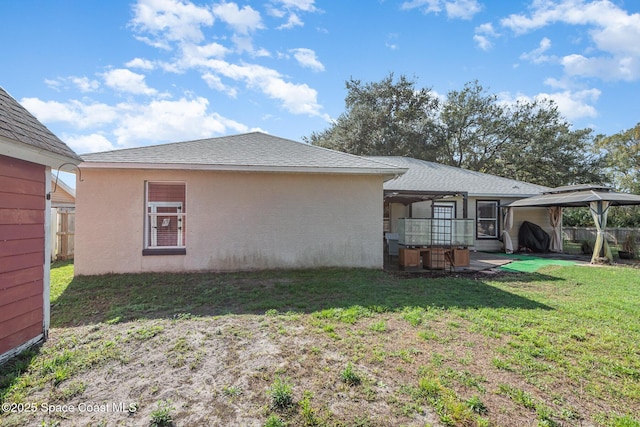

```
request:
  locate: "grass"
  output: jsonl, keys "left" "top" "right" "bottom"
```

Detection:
{"left": 1, "top": 262, "right": 639, "bottom": 426}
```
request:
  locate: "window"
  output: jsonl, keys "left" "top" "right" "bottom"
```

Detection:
{"left": 476, "top": 200, "right": 499, "bottom": 239}
{"left": 143, "top": 182, "right": 186, "bottom": 255}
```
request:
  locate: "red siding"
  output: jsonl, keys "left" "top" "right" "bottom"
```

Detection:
{"left": 0, "top": 155, "right": 45, "bottom": 357}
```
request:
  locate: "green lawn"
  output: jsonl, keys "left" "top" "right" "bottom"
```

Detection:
{"left": 1, "top": 263, "right": 639, "bottom": 426}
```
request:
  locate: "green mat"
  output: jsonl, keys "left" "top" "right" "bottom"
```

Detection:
{"left": 499, "top": 254, "right": 578, "bottom": 273}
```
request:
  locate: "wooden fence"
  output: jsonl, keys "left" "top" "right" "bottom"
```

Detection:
{"left": 51, "top": 208, "right": 75, "bottom": 260}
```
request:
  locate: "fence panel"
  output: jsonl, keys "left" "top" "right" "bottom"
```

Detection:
{"left": 564, "top": 227, "right": 638, "bottom": 245}
{"left": 56, "top": 210, "right": 75, "bottom": 260}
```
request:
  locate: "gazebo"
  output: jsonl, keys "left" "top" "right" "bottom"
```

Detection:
{"left": 506, "top": 184, "right": 640, "bottom": 263}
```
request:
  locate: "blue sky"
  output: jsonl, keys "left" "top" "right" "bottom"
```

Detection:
{"left": 2, "top": 0, "right": 640, "bottom": 160}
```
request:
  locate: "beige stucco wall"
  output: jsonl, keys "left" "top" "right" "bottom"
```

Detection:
{"left": 390, "top": 197, "right": 552, "bottom": 252}
{"left": 75, "top": 168, "right": 384, "bottom": 275}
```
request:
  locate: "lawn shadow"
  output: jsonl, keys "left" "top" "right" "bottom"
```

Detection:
{"left": 50, "top": 268, "right": 554, "bottom": 328}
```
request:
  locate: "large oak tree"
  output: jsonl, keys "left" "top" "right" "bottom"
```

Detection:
{"left": 308, "top": 74, "right": 604, "bottom": 188}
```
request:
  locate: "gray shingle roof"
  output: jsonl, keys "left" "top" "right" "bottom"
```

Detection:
{"left": 81, "top": 132, "right": 405, "bottom": 175}
{"left": 367, "top": 156, "right": 549, "bottom": 197}
{"left": 0, "top": 87, "right": 81, "bottom": 161}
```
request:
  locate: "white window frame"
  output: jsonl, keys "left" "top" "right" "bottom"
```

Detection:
{"left": 144, "top": 182, "right": 186, "bottom": 250}
{"left": 148, "top": 202, "right": 184, "bottom": 248}
{"left": 476, "top": 200, "right": 499, "bottom": 239}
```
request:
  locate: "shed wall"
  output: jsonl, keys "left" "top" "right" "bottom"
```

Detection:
{"left": 75, "top": 169, "right": 384, "bottom": 275}
{"left": 0, "top": 155, "right": 45, "bottom": 357}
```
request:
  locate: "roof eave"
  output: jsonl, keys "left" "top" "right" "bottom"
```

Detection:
{"left": 79, "top": 161, "right": 407, "bottom": 176}
{"left": 1, "top": 137, "right": 81, "bottom": 170}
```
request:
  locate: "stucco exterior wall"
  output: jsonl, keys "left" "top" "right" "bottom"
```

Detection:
{"left": 75, "top": 168, "right": 384, "bottom": 275}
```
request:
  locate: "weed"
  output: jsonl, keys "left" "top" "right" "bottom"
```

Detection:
{"left": 299, "top": 391, "right": 320, "bottom": 426}
{"left": 491, "top": 357, "right": 513, "bottom": 371}
{"left": 128, "top": 324, "right": 164, "bottom": 341}
{"left": 418, "top": 330, "right": 438, "bottom": 341}
{"left": 498, "top": 384, "right": 536, "bottom": 410}
{"left": 222, "top": 385, "right": 242, "bottom": 397}
{"left": 149, "top": 400, "right": 174, "bottom": 427}
{"left": 418, "top": 376, "right": 443, "bottom": 399}
{"left": 340, "top": 362, "right": 362, "bottom": 386}
{"left": 369, "top": 320, "right": 387, "bottom": 332}
{"left": 402, "top": 307, "right": 426, "bottom": 327}
{"left": 269, "top": 376, "right": 294, "bottom": 410}
{"left": 352, "top": 415, "right": 373, "bottom": 426}
{"left": 264, "top": 414, "right": 286, "bottom": 427}
{"left": 53, "top": 380, "right": 86, "bottom": 401}
{"left": 466, "top": 395, "right": 488, "bottom": 415}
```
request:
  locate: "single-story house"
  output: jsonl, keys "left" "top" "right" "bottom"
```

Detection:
{"left": 0, "top": 87, "right": 81, "bottom": 364}
{"left": 50, "top": 178, "right": 76, "bottom": 261}
{"left": 367, "top": 156, "right": 552, "bottom": 253}
{"left": 75, "top": 132, "right": 406, "bottom": 275}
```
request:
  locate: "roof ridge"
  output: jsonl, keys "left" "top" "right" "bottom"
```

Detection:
{"left": 81, "top": 131, "right": 270, "bottom": 156}
{"left": 368, "top": 156, "right": 549, "bottom": 189}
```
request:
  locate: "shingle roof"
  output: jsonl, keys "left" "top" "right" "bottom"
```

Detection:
{"left": 367, "top": 156, "right": 549, "bottom": 197}
{"left": 81, "top": 132, "right": 405, "bottom": 175}
{"left": 0, "top": 87, "right": 81, "bottom": 161}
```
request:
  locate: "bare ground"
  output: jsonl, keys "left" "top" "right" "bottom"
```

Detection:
{"left": 3, "top": 308, "right": 609, "bottom": 427}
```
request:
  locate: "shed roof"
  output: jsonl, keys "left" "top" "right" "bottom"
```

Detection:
{"left": 81, "top": 132, "right": 406, "bottom": 176}
{"left": 367, "top": 156, "right": 549, "bottom": 198}
{"left": 0, "top": 87, "right": 81, "bottom": 164}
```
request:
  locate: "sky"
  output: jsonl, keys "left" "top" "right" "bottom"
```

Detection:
{"left": 2, "top": 0, "right": 640, "bottom": 167}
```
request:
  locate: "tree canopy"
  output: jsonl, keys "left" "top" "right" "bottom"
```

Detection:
{"left": 308, "top": 74, "right": 604, "bottom": 188}
{"left": 595, "top": 123, "right": 640, "bottom": 194}
{"left": 304, "top": 74, "right": 441, "bottom": 160}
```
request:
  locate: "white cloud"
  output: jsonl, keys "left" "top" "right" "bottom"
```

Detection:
{"left": 44, "top": 79, "right": 62, "bottom": 91}
{"left": 231, "top": 34, "right": 270, "bottom": 56}
{"left": 501, "top": 0, "right": 640, "bottom": 80}
{"left": 72, "top": 77, "right": 100, "bottom": 92}
{"left": 474, "top": 23, "right": 498, "bottom": 51}
{"left": 269, "top": 0, "right": 319, "bottom": 30}
{"left": 562, "top": 54, "right": 640, "bottom": 81}
{"left": 201, "top": 72, "right": 238, "bottom": 97}
{"left": 212, "top": 2, "right": 264, "bottom": 34}
{"left": 21, "top": 95, "right": 251, "bottom": 149}
{"left": 112, "top": 97, "right": 248, "bottom": 146}
{"left": 535, "top": 88, "right": 601, "bottom": 121}
{"left": 273, "top": 0, "right": 318, "bottom": 13}
{"left": 65, "top": 133, "right": 116, "bottom": 154}
{"left": 401, "top": 0, "right": 482, "bottom": 20}
{"left": 520, "top": 37, "right": 554, "bottom": 64}
{"left": 498, "top": 86, "right": 601, "bottom": 122}
{"left": 130, "top": 0, "right": 214, "bottom": 45}
{"left": 102, "top": 69, "right": 158, "bottom": 96}
{"left": 44, "top": 76, "right": 100, "bottom": 93}
{"left": 401, "top": 0, "right": 441, "bottom": 14}
{"left": 180, "top": 42, "right": 230, "bottom": 67}
{"left": 198, "top": 59, "right": 326, "bottom": 117}
{"left": 444, "top": 0, "right": 482, "bottom": 20}
{"left": 289, "top": 48, "right": 324, "bottom": 72}
{"left": 277, "top": 12, "right": 303, "bottom": 29}
{"left": 126, "top": 57, "right": 156, "bottom": 70}
{"left": 20, "top": 98, "right": 119, "bottom": 129}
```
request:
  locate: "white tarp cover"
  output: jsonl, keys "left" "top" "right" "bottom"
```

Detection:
{"left": 590, "top": 201, "right": 613, "bottom": 263}
{"left": 502, "top": 207, "right": 514, "bottom": 254}
{"left": 548, "top": 207, "right": 563, "bottom": 253}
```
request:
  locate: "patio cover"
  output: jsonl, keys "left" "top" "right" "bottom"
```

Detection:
{"left": 505, "top": 184, "right": 640, "bottom": 263}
